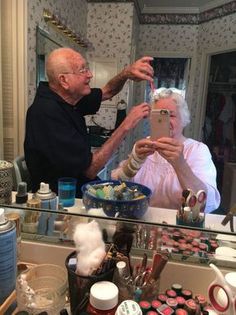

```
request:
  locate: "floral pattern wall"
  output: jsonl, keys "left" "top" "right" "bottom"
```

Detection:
{"left": 28, "top": 0, "right": 88, "bottom": 105}
{"left": 86, "top": 2, "right": 136, "bottom": 161}
{"left": 138, "top": 24, "right": 199, "bottom": 137}
{"left": 138, "top": 13, "right": 236, "bottom": 138}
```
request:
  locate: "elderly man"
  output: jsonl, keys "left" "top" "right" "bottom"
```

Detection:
{"left": 24, "top": 48, "right": 153, "bottom": 196}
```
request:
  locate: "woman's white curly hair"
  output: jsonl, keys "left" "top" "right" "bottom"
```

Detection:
{"left": 151, "top": 88, "right": 191, "bottom": 128}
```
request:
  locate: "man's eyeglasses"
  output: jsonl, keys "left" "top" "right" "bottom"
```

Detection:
{"left": 61, "top": 66, "right": 91, "bottom": 76}
{"left": 77, "top": 66, "right": 91, "bottom": 75}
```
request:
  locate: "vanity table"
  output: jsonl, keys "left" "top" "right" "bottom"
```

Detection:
{"left": 1, "top": 196, "right": 236, "bottom": 314}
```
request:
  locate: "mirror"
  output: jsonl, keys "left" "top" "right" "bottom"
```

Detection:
{"left": 1, "top": 1, "right": 236, "bottom": 234}
{"left": 36, "top": 27, "right": 62, "bottom": 86}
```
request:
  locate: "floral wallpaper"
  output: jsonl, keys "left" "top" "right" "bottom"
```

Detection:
{"left": 137, "top": 12, "right": 236, "bottom": 138}
{"left": 87, "top": 2, "right": 134, "bottom": 101}
{"left": 138, "top": 24, "right": 198, "bottom": 137}
{"left": 140, "top": 2, "right": 236, "bottom": 25}
{"left": 88, "top": 0, "right": 236, "bottom": 25}
{"left": 27, "top": 0, "right": 88, "bottom": 105}
{"left": 86, "top": 2, "right": 136, "bottom": 161}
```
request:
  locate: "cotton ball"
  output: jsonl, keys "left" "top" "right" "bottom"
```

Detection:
{"left": 73, "top": 220, "right": 106, "bottom": 276}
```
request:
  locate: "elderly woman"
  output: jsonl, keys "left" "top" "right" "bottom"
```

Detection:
{"left": 112, "top": 88, "right": 221, "bottom": 213}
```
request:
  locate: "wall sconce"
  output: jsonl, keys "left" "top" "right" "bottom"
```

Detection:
{"left": 43, "top": 9, "right": 91, "bottom": 48}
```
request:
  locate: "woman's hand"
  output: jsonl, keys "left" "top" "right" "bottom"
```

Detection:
{"left": 155, "top": 137, "right": 185, "bottom": 168}
{"left": 135, "top": 138, "right": 156, "bottom": 159}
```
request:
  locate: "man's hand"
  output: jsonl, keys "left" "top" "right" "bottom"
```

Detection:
{"left": 123, "top": 56, "right": 154, "bottom": 82}
{"left": 102, "top": 56, "right": 154, "bottom": 101}
{"left": 155, "top": 137, "right": 185, "bottom": 169}
{"left": 121, "top": 103, "right": 151, "bottom": 131}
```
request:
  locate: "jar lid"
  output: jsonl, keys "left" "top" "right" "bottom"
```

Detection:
{"left": 90, "top": 281, "right": 118, "bottom": 310}
{"left": 0, "top": 160, "right": 13, "bottom": 170}
{"left": 115, "top": 300, "right": 142, "bottom": 315}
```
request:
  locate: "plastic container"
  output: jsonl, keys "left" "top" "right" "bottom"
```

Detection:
{"left": 115, "top": 300, "right": 142, "bottom": 315}
{"left": 16, "top": 264, "right": 67, "bottom": 315}
{"left": 87, "top": 281, "right": 118, "bottom": 314}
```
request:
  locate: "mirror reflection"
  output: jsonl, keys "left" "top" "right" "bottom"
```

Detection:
{"left": 36, "top": 27, "right": 62, "bottom": 85}
{"left": 0, "top": 0, "right": 236, "bottom": 235}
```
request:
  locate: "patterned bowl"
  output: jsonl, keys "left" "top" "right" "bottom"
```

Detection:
{"left": 81, "top": 180, "right": 152, "bottom": 219}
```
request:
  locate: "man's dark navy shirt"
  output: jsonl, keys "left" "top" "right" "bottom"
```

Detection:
{"left": 24, "top": 82, "right": 102, "bottom": 197}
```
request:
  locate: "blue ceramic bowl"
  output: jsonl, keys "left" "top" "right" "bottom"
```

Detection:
{"left": 81, "top": 180, "right": 152, "bottom": 219}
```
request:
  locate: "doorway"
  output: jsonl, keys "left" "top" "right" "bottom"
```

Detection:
{"left": 203, "top": 51, "right": 236, "bottom": 211}
{"left": 144, "top": 57, "right": 191, "bottom": 137}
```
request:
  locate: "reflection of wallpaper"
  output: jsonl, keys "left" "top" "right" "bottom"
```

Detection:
{"left": 87, "top": 2, "right": 135, "bottom": 160}
{"left": 138, "top": 24, "right": 198, "bottom": 136}
{"left": 27, "top": 0, "right": 88, "bottom": 105}
{"left": 139, "top": 24, "right": 198, "bottom": 54}
{"left": 138, "top": 14, "right": 236, "bottom": 138}
{"left": 87, "top": 2, "right": 134, "bottom": 104}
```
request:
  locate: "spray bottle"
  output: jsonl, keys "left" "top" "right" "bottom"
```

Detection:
{"left": 36, "top": 182, "right": 57, "bottom": 236}
{"left": 0, "top": 208, "right": 17, "bottom": 304}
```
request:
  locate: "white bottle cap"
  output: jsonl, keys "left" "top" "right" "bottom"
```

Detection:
{"left": 184, "top": 206, "right": 191, "bottom": 213}
{"left": 0, "top": 208, "right": 6, "bottom": 224}
{"left": 115, "top": 300, "right": 142, "bottom": 315}
{"left": 36, "top": 182, "right": 53, "bottom": 199}
{"left": 116, "top": 261, "right": 127, "bottom": 277}
{"left": 90, "top": 281, "right": 118, "bottom": 310}
{"left": 38, "top": 182, "right": 51, "bottom": 194}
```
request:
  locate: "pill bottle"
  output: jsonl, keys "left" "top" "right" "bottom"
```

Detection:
{"left": 87, "top": 281, "right": 118, "bottom": 315}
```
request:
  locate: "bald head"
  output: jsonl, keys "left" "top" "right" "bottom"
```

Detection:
{"left": 46, "top": 48, "right": 85, "bottom": 84}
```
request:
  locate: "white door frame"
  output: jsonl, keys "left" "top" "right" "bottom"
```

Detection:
{"left": 195, "top": 45, "right": 236, "bottom": 140}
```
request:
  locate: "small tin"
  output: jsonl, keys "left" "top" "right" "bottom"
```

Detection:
{"left": 139, "top": 300, "right": 151, "bottom": 314}
{"left": 166, "top": 289, "right": 177, "bottom": 298}
{"left": 157, "top": 294, "right": 167, "bottom": 303}
{"left": 184, "top": 299, "right": 197, "bottom": 315}
{"left": 176, "top": 296, "right": 186, "bottom": 308}
{"left": 171, "top": 283, "right": 182, "bottom": 295}
{"left": 175, "top": 308, "right": 188, "bottom": 315}
{"left": 166, "top": 298, "right": 178, "bottom": 309}
{"left": 156, "top": 303, "right": 174, "bottom": 315}
{"left": 151, "top": 300, "right": 162, "bottom": 310}
{"left": 199, "top": 243, "right": 208, "bottom": 251}
{"left": 195, "top": 293, "right": 207, "bottom": 308}
{"left": 181, "top": 289, "right": 192, "bottom": 299}
{"left": 191, "top": 240, "right": 199, "bottom": 247}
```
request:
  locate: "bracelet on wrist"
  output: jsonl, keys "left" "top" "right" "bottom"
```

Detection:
{"left": 132, "top": 144, "right": 146, "bottom": 163}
